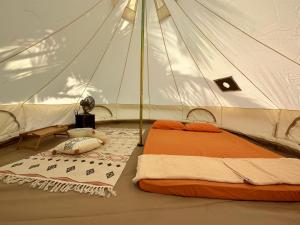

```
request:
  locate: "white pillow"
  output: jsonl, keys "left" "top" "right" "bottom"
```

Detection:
{"left": 52, "top": 137, "right": 102, "bottom": 155}
{"left": 91, "top": 130, "right": 108, "bottom": 143}
{"left": 67, "top": 128, "right": 93, "bottom": 138}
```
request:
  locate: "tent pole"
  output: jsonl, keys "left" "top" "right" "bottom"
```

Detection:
{"left": 138, "top": 0, "right": 145, "bottom": 147}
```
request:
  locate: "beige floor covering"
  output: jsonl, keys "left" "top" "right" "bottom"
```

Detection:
{"left": 0, "top": 122, "right": 299, "bottom": 225}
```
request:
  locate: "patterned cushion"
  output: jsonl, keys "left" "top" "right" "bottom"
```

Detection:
{"left": 68, "top": 128, "right": 109, "bottom": 143}
{"left": 67, "top": 128, "right": 94, "bottom": 138}
{"left": 52, "top": 137, "right": 102, "bottom": 155}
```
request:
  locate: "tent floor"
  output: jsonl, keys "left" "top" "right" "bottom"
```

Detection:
{"left": 0, "top": 122, "right": 299, "bottom": 225}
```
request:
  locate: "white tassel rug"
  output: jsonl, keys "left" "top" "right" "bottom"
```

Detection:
{"left": 0, "top": 128, "right": 141, "bottom": 197}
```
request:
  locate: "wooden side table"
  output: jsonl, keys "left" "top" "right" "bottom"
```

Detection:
{"left": 75, "top": 114, "right": 95, "bottom": 129}
{"left": 17, "top": 125, "right": 69, "bottom": 150}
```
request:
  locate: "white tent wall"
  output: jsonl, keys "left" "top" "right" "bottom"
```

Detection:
{"left": 0, "top": 0, "right": 299, "bottom": 152}
{"left": 277, "top": 110, "right": 300, "bottom": 150}
{"left": 159, "top": 6, "right": 221, "bottom": 107}
{"left": 86, "top": 17, "right": 133, "bottom": 105}
{"left": 116, "top": 0, "right": 146, "bottom": 106}
{"left": 177, "top": 0, "right": 300, "bottom": 109}
{"left": 165, "top": 0, "right": 279, "bottom": 109}
{"left": 222, "top": 108, "right": 279, "bottom": 141}
{"left": 146, "top": 0, "right": 182, "bottom": 108}
{"left": 0, "top": 0, "right": 100, "bottom": 62}
{"left": 194, "top": 0, "right": 300, "bottom": 63}
{"left": 27, "top": 0, "right": 128, "bottom": 104}
{"left": 0, "top": 0, "right": 115, "bottom": 104}
{"left": 22, "top": 104, "right": 75, "bottom": 131}
{"left": 2, "top": 104, "right": 299, "bottom": 152}
{"left": 0, "top": 104, "right": 25, "bottom": 141}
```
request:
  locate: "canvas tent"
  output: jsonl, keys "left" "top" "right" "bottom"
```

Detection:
{"left": 0, "top": 0, "right": 299, "bottom": 151}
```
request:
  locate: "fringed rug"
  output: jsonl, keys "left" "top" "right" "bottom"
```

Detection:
{"left": 0, "top": 128, "right": 141, "bottom": 197}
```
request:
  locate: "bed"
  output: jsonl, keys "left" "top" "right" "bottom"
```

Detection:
{"left": 138, "top": 127, "right": 300, "bottom": 201}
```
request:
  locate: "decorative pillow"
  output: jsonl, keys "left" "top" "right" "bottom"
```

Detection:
{"left": 52, "top": 137, "right": 102, "bottom": 155}
{"left": 91, "top": 130, "right": 108, "bottom": 144}
{"left": 67, "top": 128, "right": 94, "bottom": 138}
{"left": 184, "top": 123, "right": 222, "bottom": 133}
{"left": 152, "top": 120, "right": 184, "bottom": 130}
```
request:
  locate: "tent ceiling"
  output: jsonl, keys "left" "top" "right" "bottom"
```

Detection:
{"left": 0, "top": 0, "right": 299, "bottom": 109}
{"left": 0, "top": 0, "right": 299, "bottom": 149}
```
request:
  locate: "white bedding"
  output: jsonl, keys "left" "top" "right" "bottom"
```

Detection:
{"left": 133, "top": 154, "right": 300, "bottom": 185}
{"left": 224, "top": 158, "right": 300, "bottom": 185}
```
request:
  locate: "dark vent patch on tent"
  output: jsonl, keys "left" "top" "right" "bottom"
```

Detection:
{"left": 214, "top": 76, "right": 241, "bottom": 92}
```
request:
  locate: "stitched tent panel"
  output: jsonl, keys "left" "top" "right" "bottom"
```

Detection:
{"left": 0, "top": 0, "right": 299, "bottom": 151}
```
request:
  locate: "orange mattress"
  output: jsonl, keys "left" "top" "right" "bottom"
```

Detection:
{"left": 139, "top": 128, "right": 300, "bottom": 201}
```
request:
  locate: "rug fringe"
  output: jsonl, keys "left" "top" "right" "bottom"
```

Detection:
{"left": 0, "top": 174, "right": 116, "bottom": 197}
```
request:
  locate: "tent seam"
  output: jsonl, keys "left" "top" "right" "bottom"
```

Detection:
{"left": 22, "top": 1, "right": 118, "bottom": 104}
{"left": 168, "top": 15, "right": 223, "bottom": 109}
{"left": 194, "top": 0, "right": 300, "bottom": 66}
{"left": 0, "top": 0, "right": 105, "bottom": 65}
{"left": 115, "top": 8, "right": 138, "bottom": 116}
{"left": 176, "top": 1, "right": 280, "bottom": 109}
{"left": 75, "top": 2, "right": 128, "bottom": 111}
{"left": 156, "top": 6, "right": 184, "bottom": 120}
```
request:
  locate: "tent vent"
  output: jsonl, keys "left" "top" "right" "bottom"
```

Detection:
{"left": 154, "top": 0, "right": 171, "bottom": 22}
{"left": 186, "top": 108, "right": 217, "bottom": 123}
{"left": 0, "top": 110, "right": 20, "bottom": 129}
{"left": 285, "top": 116, "right": 300, "bottom": 143}
{"left": 214, "top": 76, "right": 241, "bottom": 92}
{"left": 122, "top": 0, "right": 137, "bottom": 23}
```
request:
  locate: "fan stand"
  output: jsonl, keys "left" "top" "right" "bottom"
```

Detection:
{"left": 75, "top": 113, "right": 95, "bottom": 129}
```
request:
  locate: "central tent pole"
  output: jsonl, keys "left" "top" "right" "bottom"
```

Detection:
{"left": 138, "top": 0, "right": 145, "bottom": 146}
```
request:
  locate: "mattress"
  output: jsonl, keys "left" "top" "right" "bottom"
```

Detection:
{"left": 139, "top": 128, "right": 300, "bottom": 201}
